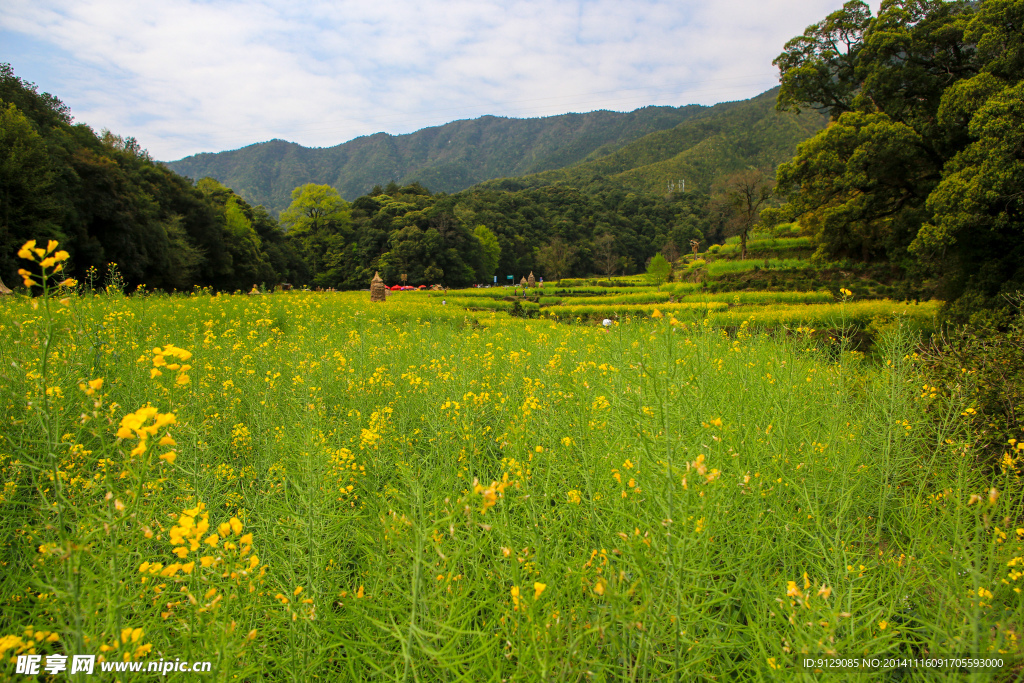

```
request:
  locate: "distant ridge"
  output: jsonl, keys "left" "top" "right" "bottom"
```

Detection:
{"left": 477, "top": 88, "right": 827, "bottom": 195}
{"left": 164, "top": 104, "right": 710, "bottom": 213}
{"left": 165, "top": 87, "right": 826, "bottom": 213}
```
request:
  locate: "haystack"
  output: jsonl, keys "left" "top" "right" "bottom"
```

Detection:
{"left": 370, "top": 272, "right": 386, "bottom": 302}
{"left": 527, "top": 271, "right": 535, "bottom": 288}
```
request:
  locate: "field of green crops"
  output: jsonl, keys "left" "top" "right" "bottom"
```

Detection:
{"left": 3, "top": 278, "right": 1024, "bottom": 681}
{"left": 2, "top": 245, "right": 1022, "bottom": 681}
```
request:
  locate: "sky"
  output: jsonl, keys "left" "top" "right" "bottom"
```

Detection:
{"left": 1, "top": 0, "right": 877, "bottom": 162}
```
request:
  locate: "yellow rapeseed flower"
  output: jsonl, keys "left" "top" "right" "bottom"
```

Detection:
{"left": 18, "top": 240, "right": 37, "bottom": 260}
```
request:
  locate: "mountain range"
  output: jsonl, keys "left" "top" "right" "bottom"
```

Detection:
{"left": 164, "top": 87, "right": 826, "bottom": 213}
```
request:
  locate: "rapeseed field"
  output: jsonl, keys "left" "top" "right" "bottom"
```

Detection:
{"left": 2, "top": 242, "right": 1022, "bottom": 680}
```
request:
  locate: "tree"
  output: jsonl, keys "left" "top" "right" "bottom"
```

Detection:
{"left": 474, "top": 225, "right": 501, "bottom": 283}
{"left": 280, "top": 183, "right": 351, "bottom": 284}
{"left": 593, "top": 232, "right": 620, "bottom": 276}
{"left": 0, "top": 101, "right": 59, "bottom": 284}
{"left": 535, "top": 236, "right": 577, "bottom": 283}
{"left": 770, "top": 0, "right": 1024, "bottom": 319}
{"left": 712, "top": 168, "right": 774, "bottom": 260}
{"left": 774, "top": 0, "right": 872, "bottom": 116}
{"left": 769, "top": 112, "right": 929, "bottom": 264}
{"left": 912, "top": 80, "right": 1024, "bottom": 319}
{"left": 645, "top": 253, "right": 671, "bottom": 289}
{"left": 661, "top": 239, "right": 680, "bottom": 264}
{"left": 280, "top": 183, "right": 350, "bottom": 236}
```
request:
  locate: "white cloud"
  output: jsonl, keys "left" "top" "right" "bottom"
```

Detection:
{"left": 0, "top": 0, "right": 879, "bottom": 160}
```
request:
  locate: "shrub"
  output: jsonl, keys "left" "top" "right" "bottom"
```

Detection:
{"left": 921, "top": 294, "right": 1024, "bottom": 471}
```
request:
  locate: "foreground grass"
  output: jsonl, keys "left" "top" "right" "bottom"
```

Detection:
{"left": 1, "top": 289, "right": 1021, "bottom": 681}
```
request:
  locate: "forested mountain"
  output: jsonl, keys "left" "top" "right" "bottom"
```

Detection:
{"left": 479, "top": 89, "right": 827, "bottom": 194}
{"left": 164, "top": 105, "right": 711, "bottom": 213}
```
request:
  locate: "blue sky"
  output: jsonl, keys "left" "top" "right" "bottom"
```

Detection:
{"left": 1, "top": 0, "right": 876, "bottom": 161}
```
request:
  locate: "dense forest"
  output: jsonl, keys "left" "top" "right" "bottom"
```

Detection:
{"left": 291, "top": 180, "right": 711, "bottom": 290}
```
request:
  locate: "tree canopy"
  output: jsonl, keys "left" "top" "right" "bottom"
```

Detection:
{"left": 769, "top": 0, "right": 1024, "bottom": 322}
{"left": 0, "top": 63, "right": 303, "bottom": 292}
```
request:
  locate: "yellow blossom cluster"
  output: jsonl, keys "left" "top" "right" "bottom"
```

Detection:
{"left": 98, "top": 627, "right": 151, "bottom": 660}
{"left": 472, "top": 477, "right": 510, "bottom": 514}
{"left": 116, "top": 405, "right": 178, "bottom": 463}
{"left": 509, "top": 582, "right": 546, "bottom": 611}
{"left": 139, "top": 503, "right": 260, "bottom": 588}
{"left": 784, "top": 572, "right": 832, "bottom": 609}
{"left": 17, "top": 240, "right": 73, "bottom": 289}
{"left": 149, "top": 344, "right": 192, "bottom": 385}
{"left": 0, "top": 628, "right": 60, "bottom": 660}
{"left": 78, "top": 378, "right": 104, "bottom": 397}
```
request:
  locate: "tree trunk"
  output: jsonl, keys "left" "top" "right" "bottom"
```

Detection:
{"left": 740, "top": 231, "right": 748, "bottom": 260}
{"left": 0, "top": 274, "right": 12, "bottom": 295}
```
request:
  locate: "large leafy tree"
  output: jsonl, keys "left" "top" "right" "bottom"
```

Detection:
{"left": 280, "top": 183, "right": 351, "bottom": 285}
{"left": 197, "top": 178, "right": 278, "bottom": 290}
{"left": 769, "top": 0, "right": 1024, "bottom": 320}
{"left": 279, "top": 183, "right": 351, "bottom": 236}
{"left": 535, "top": 236, "right": 578, "bottom": 283}
{"left": 914, "top": 81, "right": 1024, "bottom": 320}
{"left": 473, "top": 225, "right": 501, "bottom": 283}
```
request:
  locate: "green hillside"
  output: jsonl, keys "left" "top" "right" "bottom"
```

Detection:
{"left": 164, "top": 105, "right": 711, "bottom": 213}
{"left": 479, "top": 88, "right": 827, "bottom": 194}
{"left": 164, "top": 88, "right": 826, "bottom": 215}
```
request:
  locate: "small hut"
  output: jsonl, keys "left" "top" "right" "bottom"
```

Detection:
{"left": 370, "top": 272, "right": 386, "bottom": 302}
{"left": 527, "top": 271, "right": 536, "bottom": 288}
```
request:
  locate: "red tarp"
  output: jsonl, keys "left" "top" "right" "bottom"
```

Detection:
{"left": 390, "top": 285, "right": 401, "bottom": 291}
